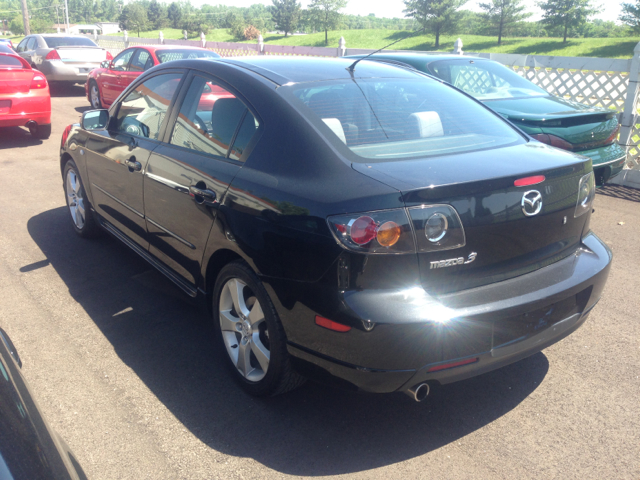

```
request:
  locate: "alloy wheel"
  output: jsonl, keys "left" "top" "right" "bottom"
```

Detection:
{"left": 90, "top": 84, "right": 100, "bottom": 109}
{"left": 66, "top": 169, "right": 85, "bottom": 229}
{"left": 219, "top": 278, "right": 270, "bottom": 382}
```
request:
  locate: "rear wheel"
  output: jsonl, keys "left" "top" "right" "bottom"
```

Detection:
{"left": 63, "top": 160, "right": 101, "bottom": 238}
{"left": 89, "top": 80, "right": 102, "bottom": 109}
{"left": 212, "top": 261, "right": 305, "bottom": 396}
{"left": 29, "top": 123, "right": 51, "bottom": 139}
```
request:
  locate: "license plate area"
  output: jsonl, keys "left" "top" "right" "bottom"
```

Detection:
{"left": 0, "top": 100, "right": 10, "bottom": 114}
{"left": 493, "top": 295, "right": 579, "bottom": 349}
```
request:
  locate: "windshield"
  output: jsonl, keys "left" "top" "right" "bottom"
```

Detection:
{"left": 156, "top": 49, "right": 220, "bottom": 64}
{"left": 428, "top": 59, "right": 548, "bottom": 100}
{"left": 43, "top": 36, "right": 98, "bottom": 48}
{"left": 286, "top": 77, "right": 522, "bottom": 161}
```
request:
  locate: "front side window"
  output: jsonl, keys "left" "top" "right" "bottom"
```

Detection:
{"left": 286, "top": 77, "right": 522, "bottom": 161}
{"left": 115, "top": 73, "right": 183, "bottom": 139}
{"left": 429, "top": 60, "right": 548, "bottom": 100}
{"left": 16, "top": 38, "right": 29, "bottom": 52}
{"left": 170, "top": 75, "right": 257, "bottom": 159}
{"left": 111, "top": 49, "right": 134, "bottom": 71}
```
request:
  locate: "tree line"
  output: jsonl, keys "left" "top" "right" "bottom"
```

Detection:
{"left": 1, "top": 0, "right": 639, "bottom": 46}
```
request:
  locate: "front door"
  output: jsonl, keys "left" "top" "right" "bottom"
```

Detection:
{"left": 143, "top": 73, "right": 259, "bottom": 285}
{"left": 85, "top": 72, "right": 185, "bottom": 248}
{"left": 101, "top": 48, "right": 134, "bottom": 105}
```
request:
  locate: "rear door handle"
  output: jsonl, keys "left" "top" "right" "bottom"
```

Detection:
{"left": 189, "top": 185, "right": 217, "bottom": 205}
{"left": 124, "top": 157, "right": 141, "bottom": 172}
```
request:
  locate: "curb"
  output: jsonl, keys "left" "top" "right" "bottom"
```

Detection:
{"left": 606, "top": 169, "right": 640, "bottom": 190}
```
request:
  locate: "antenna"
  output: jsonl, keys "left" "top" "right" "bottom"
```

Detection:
{"left": 346, "top": 30, "right": 420, "bottom": 74}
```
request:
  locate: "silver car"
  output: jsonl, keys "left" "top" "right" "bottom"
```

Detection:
{"left": 15, "top": 34, "right": 110, "bottom": 85}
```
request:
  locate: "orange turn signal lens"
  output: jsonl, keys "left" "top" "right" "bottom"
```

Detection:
{"left": 376, "top": 221, "right": 401, "bottom": 247}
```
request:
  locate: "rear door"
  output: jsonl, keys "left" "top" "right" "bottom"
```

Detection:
{"left": 85, "top": 71, "right": 185, "bottom": 248}
{"left": 143, "top": 71, "right": 259, "bottom": 285}
{"left": 101, "top": 49, "right": 134, "bottom": 105}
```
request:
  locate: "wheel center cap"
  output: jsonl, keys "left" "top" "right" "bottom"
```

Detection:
{"left": 241, "top": 320, "right": 251, "bottom": 338}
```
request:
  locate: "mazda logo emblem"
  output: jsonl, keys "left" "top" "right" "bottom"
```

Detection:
{"left": 521, "top": 190, "right": 542, "bottom": 217}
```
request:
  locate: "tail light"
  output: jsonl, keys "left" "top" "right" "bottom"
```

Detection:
{"left": 45, "top": 49, "right": 61, "bottom": 60}
{"left": 575, "top": 172, "right": 595, "bottom": 218}
{"left": 328, "top": 205, "right": 466, "bottom": 254}
{"left": 106, "top": 51, "right": 113, "bottom": 61}
{"left": 603, "top": 124, "right": 620, "bottom": 145}
{"left": 531, "top": 133, "right": 574, "bottom": 151}
{"left": 328, "top": 209, "right": 415, "bottom": 254}
{"left": 30, "top": 72, "right": 47, "bottom": 90}
{"left": 61, "top": 124, "right": 72, "bottom": 149}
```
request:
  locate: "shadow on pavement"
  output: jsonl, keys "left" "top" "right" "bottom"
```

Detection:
{"left": 598, "top": 184, "right": 640, "bottom": 203}
{"left": 26, "top": 207, "right": 548, "bottom": 476}
{"left": 49, "top": 83, "right": 86, "bottom": 98}
{"left": 0, "top": 126, "right": 42, "bottom": 150}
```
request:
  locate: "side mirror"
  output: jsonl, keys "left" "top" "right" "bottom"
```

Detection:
{"left": 81, "top": 109, "right": 109, "bottom": 131}
{"left": 100, "top": 60, "right": 110, "bottom": 68}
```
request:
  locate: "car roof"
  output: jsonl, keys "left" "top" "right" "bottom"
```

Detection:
{"left": 216, "top": 56, "right": 424, "bottom": 85}
{"left": 346, "top": 52, "right": 486, "bottom": 70}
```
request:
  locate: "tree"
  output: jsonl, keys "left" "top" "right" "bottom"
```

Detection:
{"left": 620, "top": 0, "right": 640, "bottom": 34}
{"left": 538, "top": 0, "right": 598, "bottom": 42}
{"left": 148, "top": 0, "right": 168, "bottom": 30}
{"left": 479, "top": 0, "right": 531, "bottom": 44}
{"left": 271, "top": 0, "right": 301, "bottom": 37}
{"left": 167, "top": 2, "right": 183, "bottom": 28}
{"left": 403, "top": 0, "right": 467, "bottom": 48}
{"left": 119, "top": 3, "right": 148, "bottom": 37}
{"left": 308, "top": 0, "right": 347, "bottom": 46}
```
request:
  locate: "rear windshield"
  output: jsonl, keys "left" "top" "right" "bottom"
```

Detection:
{"left": 156, "top": 49, "right": 220, "bottom": 64}
{"left": 285, "top": 77, "right": 522, "bottom": 161}
{"left": 0, "top": 55, "right": 23, "bottom": 67}
{"left": 43, "top": 36, "right": 98, "bottom": 48}
{"left": 428, "top": 59, "right": 548, "bottom": 100}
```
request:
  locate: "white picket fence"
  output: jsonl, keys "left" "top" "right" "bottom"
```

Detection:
{"left": 93, "top": 32, "right": 640, "bottom": 170}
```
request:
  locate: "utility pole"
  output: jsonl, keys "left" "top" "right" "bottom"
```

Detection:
{"left": 64, "top": 0, "right": 70, "bottom": 33}
{"left": 20, "top": 0, "right": 30, "bottom": 35}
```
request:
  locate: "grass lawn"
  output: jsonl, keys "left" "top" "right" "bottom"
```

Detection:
{"left": 252, "top": 30, "right": 640, "bottom": 59}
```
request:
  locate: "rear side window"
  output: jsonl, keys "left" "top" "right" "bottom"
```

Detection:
{"left": 156, "top": 49, "right": 220, "bottom": 64}
{"left": 26, "top": 37, "right": 37, "bottom": 50}
{"left": 286, "top": 77, "right": 522, "bottom": 161}
{"left": 0, "top": 56, "right": 24, "bottom": 67}
{"left": 115, "top": 73, "right": 183, "bottom": 140}
{"left": 169, "top": 75, "right": 257, "bottom": 160}
{"left": 43, "top": 36, "right": 97, "bottom": 48}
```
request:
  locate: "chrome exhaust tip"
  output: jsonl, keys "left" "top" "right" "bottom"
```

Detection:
{"left": 405, "top": 383, "right": 430, "bottom": 402}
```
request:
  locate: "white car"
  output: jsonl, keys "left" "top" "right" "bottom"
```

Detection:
{"left": 15, "top": 34, "right": 112, "bottom": 85}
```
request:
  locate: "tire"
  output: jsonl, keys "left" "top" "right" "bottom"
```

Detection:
{"left": 29, "top": 123, "right": 51, "bottom": 139}
{"left": 63, "top": 160, "right": 101, "bottom": 238}
{"left": 212, "top": 261, "right": 306, "bottom": 397}
{"left": 89, "top": 80, "right": 102, "bottom": 109}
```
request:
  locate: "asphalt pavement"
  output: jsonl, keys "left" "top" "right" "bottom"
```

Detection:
{"left": 0, "top": 85, "right": 638, "bottom": 480}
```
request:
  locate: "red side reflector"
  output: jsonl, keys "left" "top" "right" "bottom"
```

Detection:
{"left": 315, "top": 315, "right": 351, "bottom": 332}
{"left": 514, "top": 175, "right": 545, "bottom": 187}
{"left": 427, "top": 357, "right": 479, "bottom": 372}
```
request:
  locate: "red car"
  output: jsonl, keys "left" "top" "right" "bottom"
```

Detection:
{"left": 86, "top": 45, "right": 221, "bottom": 109}
{"left": 0, "top": 44, "right": 51, "bottom": 139}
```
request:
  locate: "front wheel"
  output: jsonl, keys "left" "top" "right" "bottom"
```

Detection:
{"left": 212, "top": 261, "right": 305, "bottom": 396}
{"left": 63, "top": 160, "right": 101, "bottom": 238}
{"left": 89, "top": 80, "right": 102, "bottom": 109}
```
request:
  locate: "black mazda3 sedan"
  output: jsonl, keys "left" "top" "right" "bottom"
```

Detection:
{"left": 59, "top": 57, "right": 611, "bottom": 401}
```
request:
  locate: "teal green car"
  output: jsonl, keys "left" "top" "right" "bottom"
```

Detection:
{"left": 346, "top": 53, "right": 626, "bottom": 186}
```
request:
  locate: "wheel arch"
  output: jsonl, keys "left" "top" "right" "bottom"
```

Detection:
{"left": 203, "top": 248, "right": 244, "bottom": 308}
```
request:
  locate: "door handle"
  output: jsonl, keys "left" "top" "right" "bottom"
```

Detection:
{"left": 124, "top": 157, "right": 141, "bottom": 172}
{"left": 189, "top": 185, "right": 217, "bottom": 205}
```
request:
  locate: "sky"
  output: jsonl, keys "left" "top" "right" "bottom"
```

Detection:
{"left": 191, "top": 0, "right": 625, "bottom": 24}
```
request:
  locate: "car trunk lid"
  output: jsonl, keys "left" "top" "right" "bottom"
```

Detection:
{"left": 54, "top": 47, "right": 107, "bottom": 63}
{"left": 352, "top": 142, "right": 592, "bottom": 295}
{"left": 0, "top": 69, "right": 33, "bottom": 95}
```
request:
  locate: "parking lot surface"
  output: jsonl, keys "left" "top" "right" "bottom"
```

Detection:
{"left": 0, "top": 86, "right": 638, "bottom": 480}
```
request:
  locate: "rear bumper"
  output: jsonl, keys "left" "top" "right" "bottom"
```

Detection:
{"left": 577, "top": 143, "right": 626, "bottom": 186}
{"left": 38, "top": 60, "right": 100, "bottom": 83}
{"left": 286, "top": 232, "right": 612, "bottom": 393}
{"left": 0, "top": 92, "right": 51, "bottom": 127}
